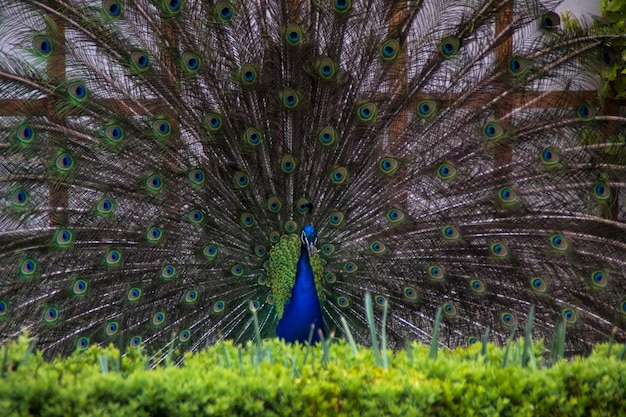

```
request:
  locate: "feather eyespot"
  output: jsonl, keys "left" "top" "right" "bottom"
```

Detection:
{"left": 317, "top": 57, "right": 338, "bottom": 80}
{"left": 231, "top": 264, "right": 244, "bottom": 277}
{"left": 318, "top": 126, "right": 337, "bottom": 146}
{"left": 539, "top": 147, "right": 559, "bottom": 166}
{"left": 374, "top": 295, "right": 387, "bottom": 306}
{"left": 241, "top": 212, "right": 255, "bottom": 228}
{"left": 267, "top": 196, "right": 282, "bottom": 213}
{"left": 182, "top": 52, "right": 201, "bottom": 73}
{"left": 55, "top": 152, "right": 74, "bottom": 172}
{"left": 105, "top": 250, "right": 122, "bottom": 267}
{"left": 416, "top": 99, "right": 437, "bottom": 118}
{"left": 0, "top": 300, "right": 6, "bottom": 316}
{"left": 44, "top": 307, "right": 59, "bottom": 323}
{"left": 161, "top": 0, "right": 183, "bottom": 15}
{"left": 18, "top": 258, "right": 37, "bottom": 277}
{"left": 490, "top": 242, "right": 508, "bottom": 258}
{"left": 343, "top": 262, "right": 358, "bottom": 273}
{"left": 187, "top": 168, "right": 205, "bottom": 186}
{"left": 332, "top": 0, "right": 352, "bottom": 13}
{"left": 269, "top": 231, "right": 281, "bottom": 243}
{"left": 179, "top": 330, "right": 191, "bottom": 343}
{"left": 577, "top": 103, "right": 596, "bottom": 121}
{"left": 146, "top": 174, "right": 163, "bottom": 192}
{"left": 296, "top": 198, "right": 310, "bottom": 214}
{"left": 54, "top": 228, "right": 74, "bottom": 247}
{"left": 127, "top": 288, "right": 142, "bottom": 302}
{"left": 469, "top": 279, "right": 485, "bottom": 294}
{"left": 233, "top": 171, "right": 250, "bottom": 189}
{"left": 76, "top": 337, "right": 90, "bottom": 351}
{"left": 239, "top": 63, "right": 258, "bottom": 86}
{"left": 281, "top": 88, "right": 300, "bottom": 109}
{"left": 152, "top": 312, "right": 166, "bottom": 326}
{"left": 213, "top": 300, "right": 225, "bottom": 313}
{"left": 248, "top": 300, "right": 260, "bottom": 313}
{"left": 105, "top": 321, "right": 119, "bottom": 336}
{"left": 285, "top": 23, "right": 302, "bottom": 46}
{"left": 12, "top": 189, "right": 29, "bottom": 208}
{"left": 72, "top": 279, "right": 88, "bottom": 296}
{"left": 438, "top": 36, "right": 460, "bottom": 58}
{"left": 337, "top": 296, "right": 350, "bottom": 308}
{"left": 243, "top": 127, "right": 262, "bottom": 146}
{"left": 500, "top": 312, "right": 517, "bottom": 327}
{"left": 357, "top": 102, "right": 377, "bottom": 122}
{"left": 105, "top": 123, "right": 124, "bottom": 144}
{"left": 404, "top": 287, "right": 417, "bottom": 300}
{"left": 497, "top": 186, "right": 518, "bottom": 205}
{"left": 380, "top": 39, "right": 400, "bottom": 61}
{"left": 161, "top": 265, "right": 177, "bottom": 280}
{"left": 428, "top": 265, "right": 445, "bottom": 281}
{"left": 215, "top": 1, "right": 234, "bottom": 22}
{"left": 482, "top": 121, "right": 507, "bottom": 141}
{"left": 369, "top": 240, "right": 386, "bottom": 255}
{"left": 130, "top": 50, "right": 150, "bottom": 73}
{"left": 379, "top": 156, "right": 399, "bottom": 175}
{"left": 562, "top": 308, "right": 577, "bottom": 324}
{"left": 185, "top": 290, "right": 198, "bottom": 304}
{"left": 187, "top": 209, "right": 205, "bottom": 225}
{"left": 329, "top": 211, "right": 345, "bottom": 227}
{"left": 593, "top": 182, "right": 611, "bottom": 200}
{"left": 437, "top": 163, "right": 457, "bottom": 180}
{"left": 330, "top": 167, "right": 348, "bottom": 184}
{"left": 468, "top": 336, "right": 479, "bottom": 345}
{"left": 33, "top": 35, "right": 52, "bottom": 57}
{"left": 442, "top": 226, "right": 460, "bottom": 241}
{"left": 386, "top": 208, "right": 405, "bottom": 224}
{"left": 152, "top": 119, "right": 171, "bottom": 139}
{"left": 279, "top": 155, "right": 297, "bottom": 173}
{"left": 68, "top": 81, "right": 87, "bottom": 103}
{"left": 508, "top": 56, "right": 529, "bottom": 76}
{"left": 590, "top": 270, "right": 607, "bottom": 288}
{"left": 204, "top": 113, "right": 223, "bottom": 133}
{"left": 550, "top": 234, "right": 569, "bottom": 252}
{"left": 96, "top": 197, "right": 114, "bottom": 215}
{"left": 530, "top": 277, "right": 547, "bottom": 293}
{"left": 146, "top": 227, "right": 163, "bottom": 243}
{"left": 103, "top": 0, "right": 122, "bottom": 19}
{"left": 129, "top": 336, "right": 142, "bottom": 348}
{"left": 254, "top": 245, "right": 266, "bottom": 257}
{"left": 16, "top": 123, "right": 35, "bottom": 145}
{"left": 443, "top": 303, "right": 457, "bottom": 317}
{"left": 284, "top": 220, "right": 298, "bottom": 233}
{"left": 202, "top": 244, "right": 218, "bottom": 260}
{"left": 321, "top": 244, "right": 335, "bottom": 256}
{"left": 540, "top": 12, "right": 560, "bottom": 33}
{"left": 324, "top": 273, "right": 336, "bottom": 284}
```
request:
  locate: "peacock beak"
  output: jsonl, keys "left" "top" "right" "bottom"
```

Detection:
{"left": 307, "top": 242, "right": 316, "bottom": 257}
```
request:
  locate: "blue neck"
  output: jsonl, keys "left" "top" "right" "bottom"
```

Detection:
{"left": 276, "top": 244, "right": 325, "bottom": 343}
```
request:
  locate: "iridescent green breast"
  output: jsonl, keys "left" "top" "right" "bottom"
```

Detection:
{"left": 267, "top": 233, "right": 325, "bottom": 318}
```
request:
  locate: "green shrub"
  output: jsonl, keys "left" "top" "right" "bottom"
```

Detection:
{"left": 0, "top": 335, "right": 624, "bottom": 416}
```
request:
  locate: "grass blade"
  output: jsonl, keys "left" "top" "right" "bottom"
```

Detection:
{"left": 429, "top": 307, "right": 442, "bottom": 360}
{"left": 341, "top": 316, "right": 359, "bottom": 356}
{"left": 364, "top": 293, "right": 381, "bottom": 366}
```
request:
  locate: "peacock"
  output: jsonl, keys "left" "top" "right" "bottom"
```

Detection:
{"left": 0, "top": 0, "right": 625, "bottom": 363}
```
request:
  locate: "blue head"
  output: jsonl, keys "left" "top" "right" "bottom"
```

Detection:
{"left": 301, "top": 225, "right": 317, "bottom": 256}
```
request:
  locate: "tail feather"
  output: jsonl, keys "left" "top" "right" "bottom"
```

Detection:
{"left": 0, "top": 0, "right": 625, "bottom": 359}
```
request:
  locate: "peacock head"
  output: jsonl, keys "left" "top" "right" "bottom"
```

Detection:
{"left": 301, "top": 225, "right": 318, "bottom": 256}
